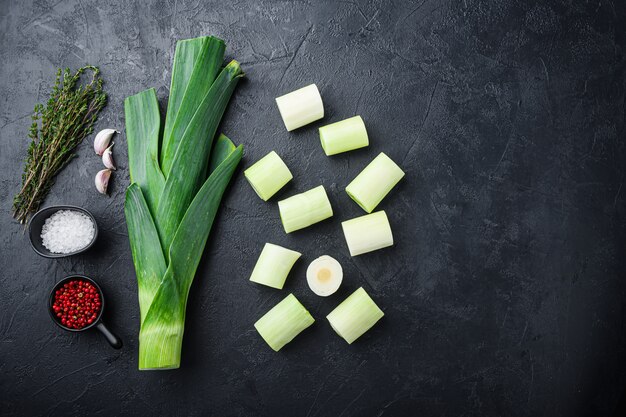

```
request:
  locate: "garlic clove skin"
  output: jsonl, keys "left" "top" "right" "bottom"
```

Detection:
{"left": 102, "top": 143, "right": 116, "bottom": 170}
{"left": 95, "top": 169, "right": 112, "bottom": 195}
{"left": 94, "top": 129, "right": 118, "bottom": 156}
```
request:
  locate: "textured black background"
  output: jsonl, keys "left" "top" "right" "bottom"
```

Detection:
{"left": 1, "top": 0, "right": 625, "bottom": 416}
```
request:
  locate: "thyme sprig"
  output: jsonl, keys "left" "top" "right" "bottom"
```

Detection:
{"left": 12, "top": 66, "right": 107, "bottom": 224}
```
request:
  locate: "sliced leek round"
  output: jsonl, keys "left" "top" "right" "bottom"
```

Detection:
{"left": 319, "top": 115, "right": 369, "bottom": 156}
{"left": 249, "top": 243, "right": 301, "bottom": 289}
{"left": 244, "top": 151, "right": 293, "bottom": 201}
{"left": 275, "top": 84, "right": 324, "bottom": 131}
{"left": 341, "top": 211, "right": 393, "bottom": 256}
{"left": 254, "top": 294, "right": 315, "bottom": 351}
{"left": 278, "top": 185, "right": 333, "bottom": 233}
{"left": 326, "top": 287, "right": 384, "bottom": 344}
{"left": 306, "top": 255, "right": 343, "bottom": 296}
{"left": 345, "top": 152, "right": 405, "bottom": 213}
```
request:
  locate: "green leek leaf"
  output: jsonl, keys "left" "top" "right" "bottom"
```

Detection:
{"left": 161, "top": 36, "right": 226, "bottom": 176}
{"left": 124, "top": 88, "right": 165, "bottom": 215}
{"left": 209, "top": 134, "right": 236, "bottom": 174}
{"left": 161, "top": 38, "right": 205, "bottom": 158}
{"left": 155, "top": 61, "right": 243, "bottom": 255}
{"left": 124, "top": 183, "right": 167, "bottom": 324}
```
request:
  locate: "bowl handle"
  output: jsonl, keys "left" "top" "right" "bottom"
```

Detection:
{"left": 96, "top": 322, "right": 122, "bottom": 349}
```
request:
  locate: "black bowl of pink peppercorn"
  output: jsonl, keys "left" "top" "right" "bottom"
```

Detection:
{"left": 49, "top": 275, "right": 122, "bottom": 349}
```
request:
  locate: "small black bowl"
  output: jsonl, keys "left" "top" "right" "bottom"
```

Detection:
{"left": 29, "top": 205, "right": 98, "bottom": 258}
{"left": 49, "top": 275, "right": 122, "bottom": 349}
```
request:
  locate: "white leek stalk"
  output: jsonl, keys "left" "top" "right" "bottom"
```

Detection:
{"left": 341, "top": 211, "right": 393, "bottom": 256}
{"left": 327, "top": 287, "right": 384, "bottom": 344}
{"left": 254, "top": 294, "right": 315, "bottom": 351}
{"left": 278, "top": 185, "right": 333, "bottom": 233}
{"left": 275, "top": 84, "right": 324, "bottom": 131}
{"left": 345, "top": 152, "right": 404, "bottom": 212}
{"left": 318, "top": 115, "right": 368, "bottom": 156}
{"left": 249, "top": 243, "right": 301, "bottom": 289}
{"left": 244, "top": 151, "right": 293, "bottom": 201}
{"left": 306, "top": 255, "right": 343, "bottom": 296}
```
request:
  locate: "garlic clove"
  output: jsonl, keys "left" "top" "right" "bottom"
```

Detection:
{"left": 95, "top": 169, "right": 112, "bottom": 195}
{"left": 94, "top": 129, "right": 118, "bottom": 156}
{"left": 102, "top": 142, "right": 116, "bottom": 170}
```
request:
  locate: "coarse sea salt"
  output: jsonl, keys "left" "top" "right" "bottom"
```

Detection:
{"left": 41, "top": 210, "right": 95, "bottom": 254}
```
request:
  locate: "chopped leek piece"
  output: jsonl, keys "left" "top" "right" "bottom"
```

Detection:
{"left": 244, "top": 151, "right": 293, "bottom": 201}
{"left": 341, "top": 211, "right": 393, "bottom": 256}
{"left": 275, "top": 84, "right": 324, "bottom": 131}
{"left": 254, "top": 294, "right": 315, "bottom": 351}
{"left": 306, "top": 255, "right": 343, "bottom": 296}
{"left": 318, "top": 115, "right": 368, "bottom": 156}
{"left": 249, "top": 243, "right": 302, "bottom": 289}
{"left": 326, "top": 287, "right": 384, "bottom": 344}
{"left": 345, "top": 152, "right": 405, "bottom": 213}
{"left": 278, "top": 185, "right": 333, "bottom": 233}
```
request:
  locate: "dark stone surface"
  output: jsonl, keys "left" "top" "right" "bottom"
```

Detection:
{"left": 1, "top": 0, "right": 625, "bottom": 416}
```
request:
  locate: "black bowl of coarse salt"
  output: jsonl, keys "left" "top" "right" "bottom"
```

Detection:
{"left": 29, "top": 206, "right": 98, "bottom": 258}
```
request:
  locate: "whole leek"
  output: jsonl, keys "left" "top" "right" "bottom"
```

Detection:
{"left": 124, "top": 36, "right": 244, "bottom": 370}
